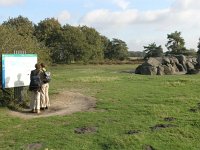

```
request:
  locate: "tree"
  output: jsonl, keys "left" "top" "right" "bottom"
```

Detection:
{"left": 34, "top": 18, "right": 62, "bottom": 46}
{"left": 143, "top": 43, "right": 163, "bottom": 59}
{"left": 34, "top": 18, "right": 63, "bottom": 63}
{"left": 166, "top": 31, "right": 186, "bottom": 54}
{"left": 0, "top": 25, "right": 50, "bottom": 63}
{"left": 53, "top": 25, "right": 106, "bottom": 63}
{"left": 80, "top": 26, "right": 104, "bottom": 61}
{"left": 2, "top": 15, "right": 35, "bottom": 37}
{"left": 129, "top": 51, "right": 145, "bottom": 57}
{"left": 101, "top": 35, "right": 110, "bottom": 53}
{"left": 105, "top": 38, "right": 128, "bottom": 60}
{"left": 58, "top": 25, "right": 87, "bottom": 63}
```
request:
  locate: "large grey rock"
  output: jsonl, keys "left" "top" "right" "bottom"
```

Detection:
{"left": 135, "top": 65, "right": 142, "bottom": 74}
{"left": 176, "top": 54, "right": 186, "bottom": 63}
{"left": 163, "top": 65, "right": 174, "bottom": 75}
{"left": 162, "top": 57, "right": 170, "bottom": 65}
{"left": 175, "top": 63, "right": 185, "bottom": 72}
{"left": 182, "top": 62, "right": 187, "bottom": 71}
{"left": 186, "top": 61, "right": 195, "bottom": 70}
{"left": 170, "top": 57, "right": 179, "bottom": 64}
{"left": 187, "top": 69, "right": 199, "bottom": 74}
{"left": 140, "top": 65, "right": 157, "bottom": 75}
{"left": 175, "top": 55, "right": 187, "bottom": 71}
{"left": 144, "top": 57, "right": 161, "bottom": 67}
{"left": 171, "top": 62, "right": 179, "bottom": 72}
{"left": 135, "top": 55, "right": 197, "bottom": 75}
{"left": 191, "top": 58, "right": 197, "bottom": 65}
{"left": 157, "top": 65, "right": 164, "bottom": 75}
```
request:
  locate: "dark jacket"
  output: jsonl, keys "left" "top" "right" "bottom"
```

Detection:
{"left": 29, "top": 69, "right": 43, "bottom": 91}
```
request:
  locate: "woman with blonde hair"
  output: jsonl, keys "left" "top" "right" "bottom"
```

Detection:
{"left": 40, "top": 63, "right": 50, "bottom": 110}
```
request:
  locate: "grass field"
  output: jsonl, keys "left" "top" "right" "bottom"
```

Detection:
{"left": 1, "top": 64, "right": 200, "bottom": 150}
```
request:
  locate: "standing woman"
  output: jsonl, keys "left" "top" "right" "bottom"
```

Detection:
{"left": 40, "top": 63, "right": 50, "bottom": 109}
{"left": 29, "top": 63, "right": 42, "bottom": 114}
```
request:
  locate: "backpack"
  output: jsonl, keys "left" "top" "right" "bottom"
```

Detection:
{"left": 43, "top": 71, "right": 51, "bottom": 83}
{"left": 29, "top": 71, "right": 42, "bottom": 91}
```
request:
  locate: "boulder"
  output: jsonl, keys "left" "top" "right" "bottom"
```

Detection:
{"left": 144, "top": 57, "right": 161, "bottom": 67}
{"left": 175, "top": 63, "right": 185, "bottom": 72}
{"left": 157, "top": 65, "right": 164, "bottom": 75}
{"left": 163, "top": 64, "right": 175, "bottom": 75}
{"left": 176, "top": 54, "right": 186, "bottom": 63}
{"left": 187, "top": 69, "right": 199, "bottom": 74}
{"left": 170, "top": 57, "right": 179, "bottom": 64}
{"left": 162, "top": 57, "right": 170, "bottom": 65}
{"left": 140, "top": 65, "right": 157, "bottom": 75}
{"left": 171, "top": 62, "right": 179, "bottom": 72}
{"left": 182, "top": 62, "right": 187, "bottom": 71}
{"left": 191, "top": 58, "right": 197, "bottom": 65}
{"left": 186, "top": 61, "right": 195, "bottom": 70}
{"left": 135, "top": 65, "right": 142, "bottom": 74}
{"left": 135, "top": 55, "right": 197, "bottom": 75}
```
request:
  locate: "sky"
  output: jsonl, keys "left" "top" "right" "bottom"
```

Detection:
{"left": 0, "top": 0, "right": 200, "bottom": 52}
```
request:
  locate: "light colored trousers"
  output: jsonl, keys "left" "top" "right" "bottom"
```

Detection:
{"left": 40, "top": 83, "right": 50, "bottom": 108}
{"left": 30, "top": 91, "right": 40, "bottom": 110}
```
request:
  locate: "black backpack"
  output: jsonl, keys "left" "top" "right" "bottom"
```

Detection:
{"left": 29, "top": 71, "right": 42, "bottom": 91}
{"left": 43, "top": 71, "right": 51, "bottom": 83}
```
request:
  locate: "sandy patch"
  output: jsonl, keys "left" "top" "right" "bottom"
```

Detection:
{"left": 9, "top": 91, "right": 96, "bottom": 119}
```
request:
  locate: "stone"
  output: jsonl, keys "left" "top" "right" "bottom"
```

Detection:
{"left": 135, "top": 65, "right": 142, "bottom": 74}
{"left": 135, "top": 55, "right": 198, "bottom": 75}
{"left": 162, "top": 57, "right": 170, "bottom": 65}
{"left": 186, "top": 61, "right": 195, "bottom": 70}
{"left": 144, "top": 57, "right": 161, "bottom": 67}
{"left": 140, "top": 65, "right": 157, "bottom": 75}
{"left": 175, "top": 63, "right": 185, "bottom": 72}
{"left": 176, "top": 54, "right": 186, "bottom": 63}
{"left": 163, "top": 65, "right": 174, "bottom": 75}
{"left": 187, "top": 69, "right": 199, "bottom": 74}
{"left": 157, "top": 65, "right": 164, "bottom": 75}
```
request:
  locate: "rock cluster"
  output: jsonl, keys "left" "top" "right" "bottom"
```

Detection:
{"left": 135, "top": 55, "right": 198, "bottom": 75}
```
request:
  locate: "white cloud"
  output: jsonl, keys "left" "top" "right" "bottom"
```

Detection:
{"left": 80, "top": 0, "right": 200, "bottom": 31}
{"left": 80, "top": 8, "right": 170, "bottom": 28}
{"left": 80, "top": 9, "right": 138, "bottom": 28}
{"left": 0, "top": 0, "right": 24, "bottom": 6}
{"left": 80, "top": 0, "right": 200, "bottom": 51}
{"left": 57, "top": 10, "right": 71, "bottom": 24}
{"left": 112, "top": 0, "right": 130, "bottom": 10}
{"left": 172, "top": 0, "right": 200, "bottom": 10}
{"left": 139, "top": 9, "right": 170, "bottom": 23}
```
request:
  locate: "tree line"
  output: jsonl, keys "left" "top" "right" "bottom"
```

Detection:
{"left": 1, "top": 16, "right": 199, "bottom": 64}
{"left": 0, "top": 16, "right": 129, "bottom": 64}
{"left": 143, "top": 31, "right": 199, "bottom": 59}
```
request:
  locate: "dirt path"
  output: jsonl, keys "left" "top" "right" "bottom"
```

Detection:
{"left": 9, "top": 91, "right": 96, "bottom": 119}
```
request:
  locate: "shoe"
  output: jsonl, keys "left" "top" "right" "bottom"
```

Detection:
{"left": 31, "top": 109, "right": 36, "bottom": 113}
{"left": 36, "top": 109, "right": 40, "bottom": 114}
{"left": 40, "top": 107, "right": 45, "bottom": 110}
{"left": 45, "top": 106, "right": 49, "bottom": 109}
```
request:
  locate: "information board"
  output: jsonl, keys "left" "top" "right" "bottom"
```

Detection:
{"left": 2, "top": 54, "right": 37, "bottom": 88}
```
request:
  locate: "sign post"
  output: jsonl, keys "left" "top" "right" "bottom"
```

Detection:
{"left": 2, "top": 54, "right": 37, "bottom": 102}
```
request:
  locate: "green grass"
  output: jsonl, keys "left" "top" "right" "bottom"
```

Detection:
{"left": 1, "top": 64, "right": 200, "bottom": 149}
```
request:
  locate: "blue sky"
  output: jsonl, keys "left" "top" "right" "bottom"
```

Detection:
{"left": 0, "top": 0, "right": 200, "bottom": 51}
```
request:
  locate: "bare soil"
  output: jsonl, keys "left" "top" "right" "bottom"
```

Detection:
{"left": 9, "top": 91, "right": 96, "bottom": 119}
